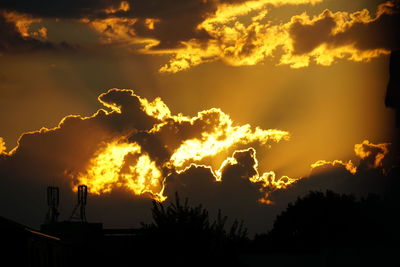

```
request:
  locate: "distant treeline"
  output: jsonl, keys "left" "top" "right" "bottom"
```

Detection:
{"left": 129, "top": 190, "right": 400, "bottom": 265}
{"left": 253, "top": 190, "right": 400, "bottom": 252}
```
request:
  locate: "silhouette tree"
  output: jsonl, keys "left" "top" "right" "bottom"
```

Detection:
{"left": 139, "top": 192, "right": 248, "bottom": 266}
{"left": 254, "top": 190, "right": 400, "bottom": 252}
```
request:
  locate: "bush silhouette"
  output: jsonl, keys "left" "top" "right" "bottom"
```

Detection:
{"left": 139, "top": 192, "right": 248, "bottom": 265}
{"left": 254, "top": 190, "right": 400, "bottom": 251}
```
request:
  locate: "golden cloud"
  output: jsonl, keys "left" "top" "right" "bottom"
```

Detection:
{"left": 311, "top": 159, "right": 357, "bottom": 174}
{"left": 2, "top": 11, "right": 47, "bottom": 39}
{"left": 354, "top": 140, "right": 390, "bottom": 169}
{"left": 74, "top": 89, "right": 292, "bottom": 202}
{"left": 81, "top": 1, "right": 398, "bottom": 72}
{"left": 1, "top": 88, "right": 395, "bottom": 207}
{"left": 2, "top": 89, "right": 291, "bottom": 203}
{"left": 0, "top": 0, "right": 397, "bottom": 68}
{"left": 0, "top": 137, "right": 6, "bottom": 154}
{"left": 104, "top": 1, "right": 130, "bottom": 14}
{"left": 311, "top": 140, "right": 391, "bottom": 175}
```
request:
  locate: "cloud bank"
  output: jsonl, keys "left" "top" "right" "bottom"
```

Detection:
{"left": 0, "top": 0, "right": 398, "bottom": 70}
{"left": 0, "top": 89, "right": 291, "bottom": 202}
{"left": 0, "top": 88, "right": 397, "bottom": 233}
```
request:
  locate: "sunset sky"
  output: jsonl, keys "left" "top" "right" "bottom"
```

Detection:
{"left": 0, "top": 0, "right": 399, "bottom": 233}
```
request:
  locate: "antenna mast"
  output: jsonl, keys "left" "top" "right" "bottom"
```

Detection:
{"left": 45, "top": 186, "right": 60, "bottom": 224}
{"left": 69, "top": 185, "right": 88, "bottom": 222}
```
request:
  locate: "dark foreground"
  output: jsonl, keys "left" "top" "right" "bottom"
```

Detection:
{"left": 2, "top": 190, "right": 400, "bottom": 267}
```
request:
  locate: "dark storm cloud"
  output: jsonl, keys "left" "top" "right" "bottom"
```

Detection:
{"left": 289, "top": 1, "right": 400, "bottom": 55}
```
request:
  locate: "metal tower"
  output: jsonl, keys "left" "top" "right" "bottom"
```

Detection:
{"left": 69, "top": 185, "right": 88, "bottom": 222}
{"left": 45, "top": 186, "right": 60, "bottom": 224}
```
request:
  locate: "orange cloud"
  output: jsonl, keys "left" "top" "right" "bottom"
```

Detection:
{"left": 144, "top": 18, "right": 160, "bottom": 30}
{"left": 2, "top": 89, "right": 291, "bottom": 203}
{"left": 283, "top": 2, "right": 399, "bottom": 68}
{"left": 85, "top": 17, "right": 139, "bottom": 44}
{"left": 0, "top": 0, "right": 398, "bottom": 69}
{"left": 2, "top": 11, "right": 47, "bottom": 39}
{"left": 0, "top": 11, "right": 72, "bottom": 53}
{"left": 245, "top": 147, "right": 297, "bottom": 203}
{"left": 83, "top": 89, "right": 291, "bottom": 201}
{"left": 75, "top": 138, "right": 166, "bottom": 202}
{"left": 0, "top": 88, "right": 396, "bottom": 216}
{"left": 4, "top": 90, "right": 392, "bottom": 204}
{"left": 155, "top": 1, "right": 399, "bottom": 72}
{"left": 354, "top": 140, "right": 390, "bottom": 169}
{"left": 80, "top": 0, "right": 324, "bottom": 72}
{"left": 0, "top": 137, "right": 6, "bottom": 154}
{"left": 311, "top": 140, "right": 391, "bottom": 175}
{"left": 311, "top": 159, "right": 357, "bottom": 174}
{"left": 104, "top": 1, "right": 130, "bottom": 14}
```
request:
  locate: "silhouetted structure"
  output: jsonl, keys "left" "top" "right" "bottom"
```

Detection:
{"left": 1, "top": 216, "right": 63, "bottom": 267}
{"left": 69, "top": 185, "right": 87, "bottom": 222}
{"left": 45, "top": 186, "right": 60, "bottom": 224}
{"left": 39, "top": 191, "right": 251, "bottom": 266}
{"left": 41, "top": 184, "right": 105, "bottom": 267}
{"left": 386, "top": 50, "right": 400, "bottom": 127}
{"left": 6, "top": 186, "right": 400, "bottom": 267}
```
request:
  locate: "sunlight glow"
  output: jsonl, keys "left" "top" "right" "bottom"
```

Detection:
{"left": 75, "top": 138, "right": 166, "bottom": 202}
{"left": 72, "top": 89, "right": 292, "bottom": 203}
